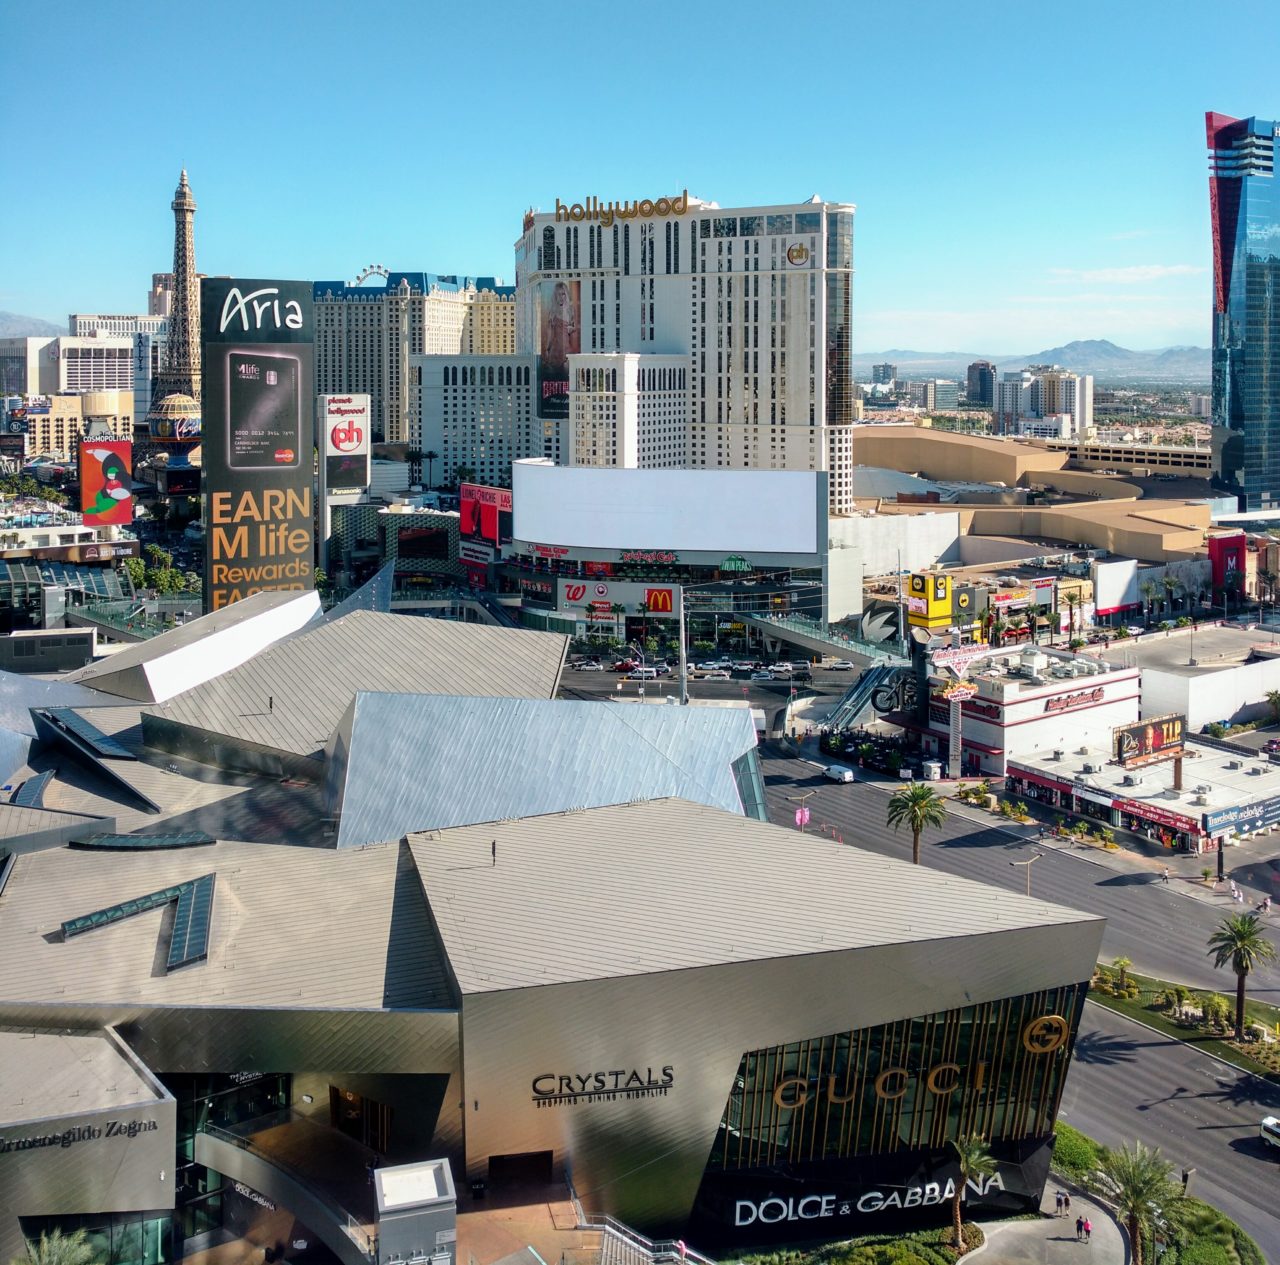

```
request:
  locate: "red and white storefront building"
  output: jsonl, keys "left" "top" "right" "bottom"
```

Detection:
{"left": 910, "top": 648, "right": 1141, "bottom": 778}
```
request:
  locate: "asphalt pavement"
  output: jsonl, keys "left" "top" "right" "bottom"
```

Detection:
{"left": 756, "top": 747, "right": 1280, "bottom": 1260}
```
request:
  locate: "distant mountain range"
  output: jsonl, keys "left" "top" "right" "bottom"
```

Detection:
{"left": 0, "top": 312, "right": 65, "bottom": 338}
{"left": 852, "top": 339, "right": 1210, "bottom": 383}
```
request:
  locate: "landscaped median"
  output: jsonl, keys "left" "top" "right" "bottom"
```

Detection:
{"left": 736, "top": 1223, "right": 983, "bottom": 1265}
{"left": 1051, "top": 1122, "right": 1264, "bottom": 1265}
{"left": 1089, "top": 960, "right": 1280, "bottom": 1082}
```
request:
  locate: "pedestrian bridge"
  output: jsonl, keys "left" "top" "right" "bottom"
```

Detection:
{"left": 742, "top": 612, "right": 907, "bottom": 668}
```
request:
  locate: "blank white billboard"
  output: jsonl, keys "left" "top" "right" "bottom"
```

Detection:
{"left": 512, "top": 462, "right": 821, "bottom": 554}
{"left": 1092, "top": 558, "right": 1139, "bottom": 615}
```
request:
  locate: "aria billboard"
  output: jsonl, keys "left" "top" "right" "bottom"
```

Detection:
{"left": 201, "top": 279, "right": 315, "bottom": 612}
{"left": 320, "top": 394, "right": 371, "bottom": 495}
{"left": 78, "top": 440, "right": 134, "bottom": 526}
{"left": 537, "top": 279, "right": 580, "bottom": 420}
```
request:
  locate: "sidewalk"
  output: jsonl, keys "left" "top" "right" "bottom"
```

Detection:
{"left": 977, "top": 1187, "right": 1127, "bottom": 1264}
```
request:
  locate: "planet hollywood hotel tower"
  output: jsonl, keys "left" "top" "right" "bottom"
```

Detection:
{"left": 515, "top": 192, "right": 858, "bottom": 513}
{"left": 1207, "top": 112, "right": 1280, "bottom": 511}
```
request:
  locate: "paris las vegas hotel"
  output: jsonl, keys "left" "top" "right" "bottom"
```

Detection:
{"left": 411, "top": 191, "right": 860, "bottom": 512}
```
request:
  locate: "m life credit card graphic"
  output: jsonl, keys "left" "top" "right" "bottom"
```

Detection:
{"left": 227, "top": 351, "right": 301, "bottom": 469}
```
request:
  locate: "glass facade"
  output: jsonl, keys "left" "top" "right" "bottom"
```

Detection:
{"left": 18, "top": 1213, "right": 172, "bottom": 1265}
{"left": 1209, "top": 113, "right": 1280, "bottom": 511}
{"left": 164, "top": 1072, "right": 292, "bottom": 1242}
{"left": 824, "top": 211, "right": 854, "bottom": 426}
{"left": 706, "top": 982, "right": 1086, "bottom": 1171}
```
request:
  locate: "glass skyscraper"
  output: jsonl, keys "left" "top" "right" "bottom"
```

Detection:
{"left": 1208, "top": 112, "right": 1280, "bottom": 511}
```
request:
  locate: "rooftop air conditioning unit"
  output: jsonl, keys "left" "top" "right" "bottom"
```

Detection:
{"left": 1194, "top": 793, "right": 1208, "bottom": 805}
{"left": 1251, "top": 766, "right": 1265, "bottom": 775}
{"left": 1195, "top": 785, "right": 1211, "bottom": 795}
{"left": 1227, "top": 759, "right": 1242, "bottom": 770}
{"left": 1053, "top": 749, "right": 1064, "bottom": 761}
{"left": 1077, "top": 746, "right": 1090, "bottom": 755}
{"left": 1082, "top": 763, "right": 1096, "bottom": 774}
{"left": 1122, "top": 773, "right": 1139, "bottom": 787}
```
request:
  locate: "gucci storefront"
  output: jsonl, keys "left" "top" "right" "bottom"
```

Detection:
{"left": 688, "top": 983, "right": 1085, "bottom": 1244}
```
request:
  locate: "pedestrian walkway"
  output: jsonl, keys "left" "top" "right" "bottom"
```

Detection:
{"left": 977, "top": 1186, "right": 1127, "bottom": 1264}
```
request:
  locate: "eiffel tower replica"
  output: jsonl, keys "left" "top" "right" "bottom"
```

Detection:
{"left": 145, "top": 170, "right": 203, "bottom": 461}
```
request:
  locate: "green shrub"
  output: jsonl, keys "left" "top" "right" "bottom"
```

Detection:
{"left": 1051, "top": 1121, "right": 1100, "bottom": 1182}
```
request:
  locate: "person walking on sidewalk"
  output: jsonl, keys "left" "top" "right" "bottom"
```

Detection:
{"left": 1162, "top": 865, "right": 1170, "bottom": 884}
{"left": 1075, "top": 1215, "right": 1084, "bottom": 1241}
{"left": 1084, "top": 1216, "right": 1092, "bottom": 1243}
{"left": 1064, "top": 1192, "right": 1071, "bottom": 1216}
{"left": 1055, "top": 1190, "right": 1064, "bottom": 1216}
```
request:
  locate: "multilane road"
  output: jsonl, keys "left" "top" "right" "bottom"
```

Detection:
{"left": 757, "top": 750, "right": 1280, "bottom": 1258}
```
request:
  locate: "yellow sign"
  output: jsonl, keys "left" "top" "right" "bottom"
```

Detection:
{"left": 907, "top": 572, "right": 953, "bottom": 629}
{"left": 555, "top": 191, "right": 689, "bottom": 229}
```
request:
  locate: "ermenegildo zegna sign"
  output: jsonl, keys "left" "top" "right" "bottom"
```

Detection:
{"left": 201, "top": 279, "right": 315, "bottom": 613}
{"left": 1, "top": 1118, "right": 158, "bottom": 1154}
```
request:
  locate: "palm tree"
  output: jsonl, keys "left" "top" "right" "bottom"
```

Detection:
{"left": 1162, "top": 574, "right": 1181, "bottom": 614}
{"left": 423, "top": 449, "right": 440, "bottom": 489}
{"left": 887, "top": 782, "right": 948, "bottom": 865}
{"left": 406, "top": 448, "right": 424, "bottom": 486}
{"left": 1268, "top": 689, "right": 1280, "bottom": 726}
{"left": 1066, "top": 591, "right": 1080, "bottom": 640}
{"left": 1141, "top": 579, "right": 1159, "bottom": 622}
{"left": 1113, "top": 956, "right": 1132, "bottom": 989}
{"left": 948, "top": 1133, "right": 996, "bottom": 1253}
{"left": 1207, "top": 912, "right": 1276, "bottom": 1041}
{"left": 15, "top": 1228, "right": 101, "bottom": 1265}
{"left": 1096, "top": 1141, "right": 1182, "bottom": 1265}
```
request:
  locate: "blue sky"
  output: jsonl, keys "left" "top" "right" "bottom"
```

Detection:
{"left": 4, "top": 0, "right": 1274, "bottom": 352}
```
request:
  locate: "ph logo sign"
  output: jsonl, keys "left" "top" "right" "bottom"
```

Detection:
{"left": 330, "top": 421, "right": 363, "bottom": 453}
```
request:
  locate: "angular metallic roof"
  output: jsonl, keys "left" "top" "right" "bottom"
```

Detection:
{"left": 0, "top": 1029, "right": 166, "bottom": 1126}
{"left": 145, "top": 610, "right": 569, "bottom": 759}
{"left": 65, "top": 590, "right": 321, "bottom": 703}
{"left": 408, "top": 799, "right": 1103, "bottom": 995}
{"left": 329, "top": 694, "right": 759, "bottom": 848}
{"left": 0, "top": 838, "right": 455, "bottom": 1011}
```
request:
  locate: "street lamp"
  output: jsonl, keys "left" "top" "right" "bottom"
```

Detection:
{"left": 1009, "top": 852, "right": 1044, "bottom": 898}
{"left": 788, "top": 789, "right": 818, "bottom": 833}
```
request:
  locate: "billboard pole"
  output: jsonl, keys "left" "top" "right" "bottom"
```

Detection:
{"left": 678, "top": 585, "right": 688, "bottom": 706}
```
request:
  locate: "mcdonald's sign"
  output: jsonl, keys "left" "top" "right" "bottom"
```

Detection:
{"left": 644, "top": 588, "right": 674, "bottom": 613}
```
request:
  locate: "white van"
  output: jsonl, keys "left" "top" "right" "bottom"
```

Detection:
{"left": 629, "top": 667, "right": 658, "bottom": 680}
{"left": 1262, "top": 1116, "right": 1280, "bottom": 1150}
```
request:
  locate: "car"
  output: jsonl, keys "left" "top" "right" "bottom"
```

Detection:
{"left": 792, "top": 668, "right": 813, "bottom": 682}
{"left": 611, "top": 659, "right": 638, "bottom": 672}
{"left": 769, "top": 669, "right": 793, "bottom": 681}
{"left": 696, "top": 661, "right": 720, "bottom": 671}
{"left": 824, "top": 765, "right": 855, "bottom": 783}
{"left": 572, "top": 661, "right": 604, "bottom": 672}
{"left": 750, "top": 671, "right": 772, "bottom": 681}
{"left": 830, "top": 660, "right": 855, "bottom": 671}
{"left": 700, "top": 669, "right": 731, "bottom": 681}
{"left": 654, "top": 664, "right": 673, "bottom": 676}
{"left": 733, "top": 660, "right": 756, "bottom": 671}
{"left": 628, "top": 667, "right": 658, "bottom": 680}
{"left": 1125, "top": 626, "right": 1145, "bottom": 637}
{"left": 1264, "top": 739, "right": 1280, "bottom": 754}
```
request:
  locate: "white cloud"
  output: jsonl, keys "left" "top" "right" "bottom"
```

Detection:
{"left": 1048, "top": 264, "right": 1206, "bottom": 284}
